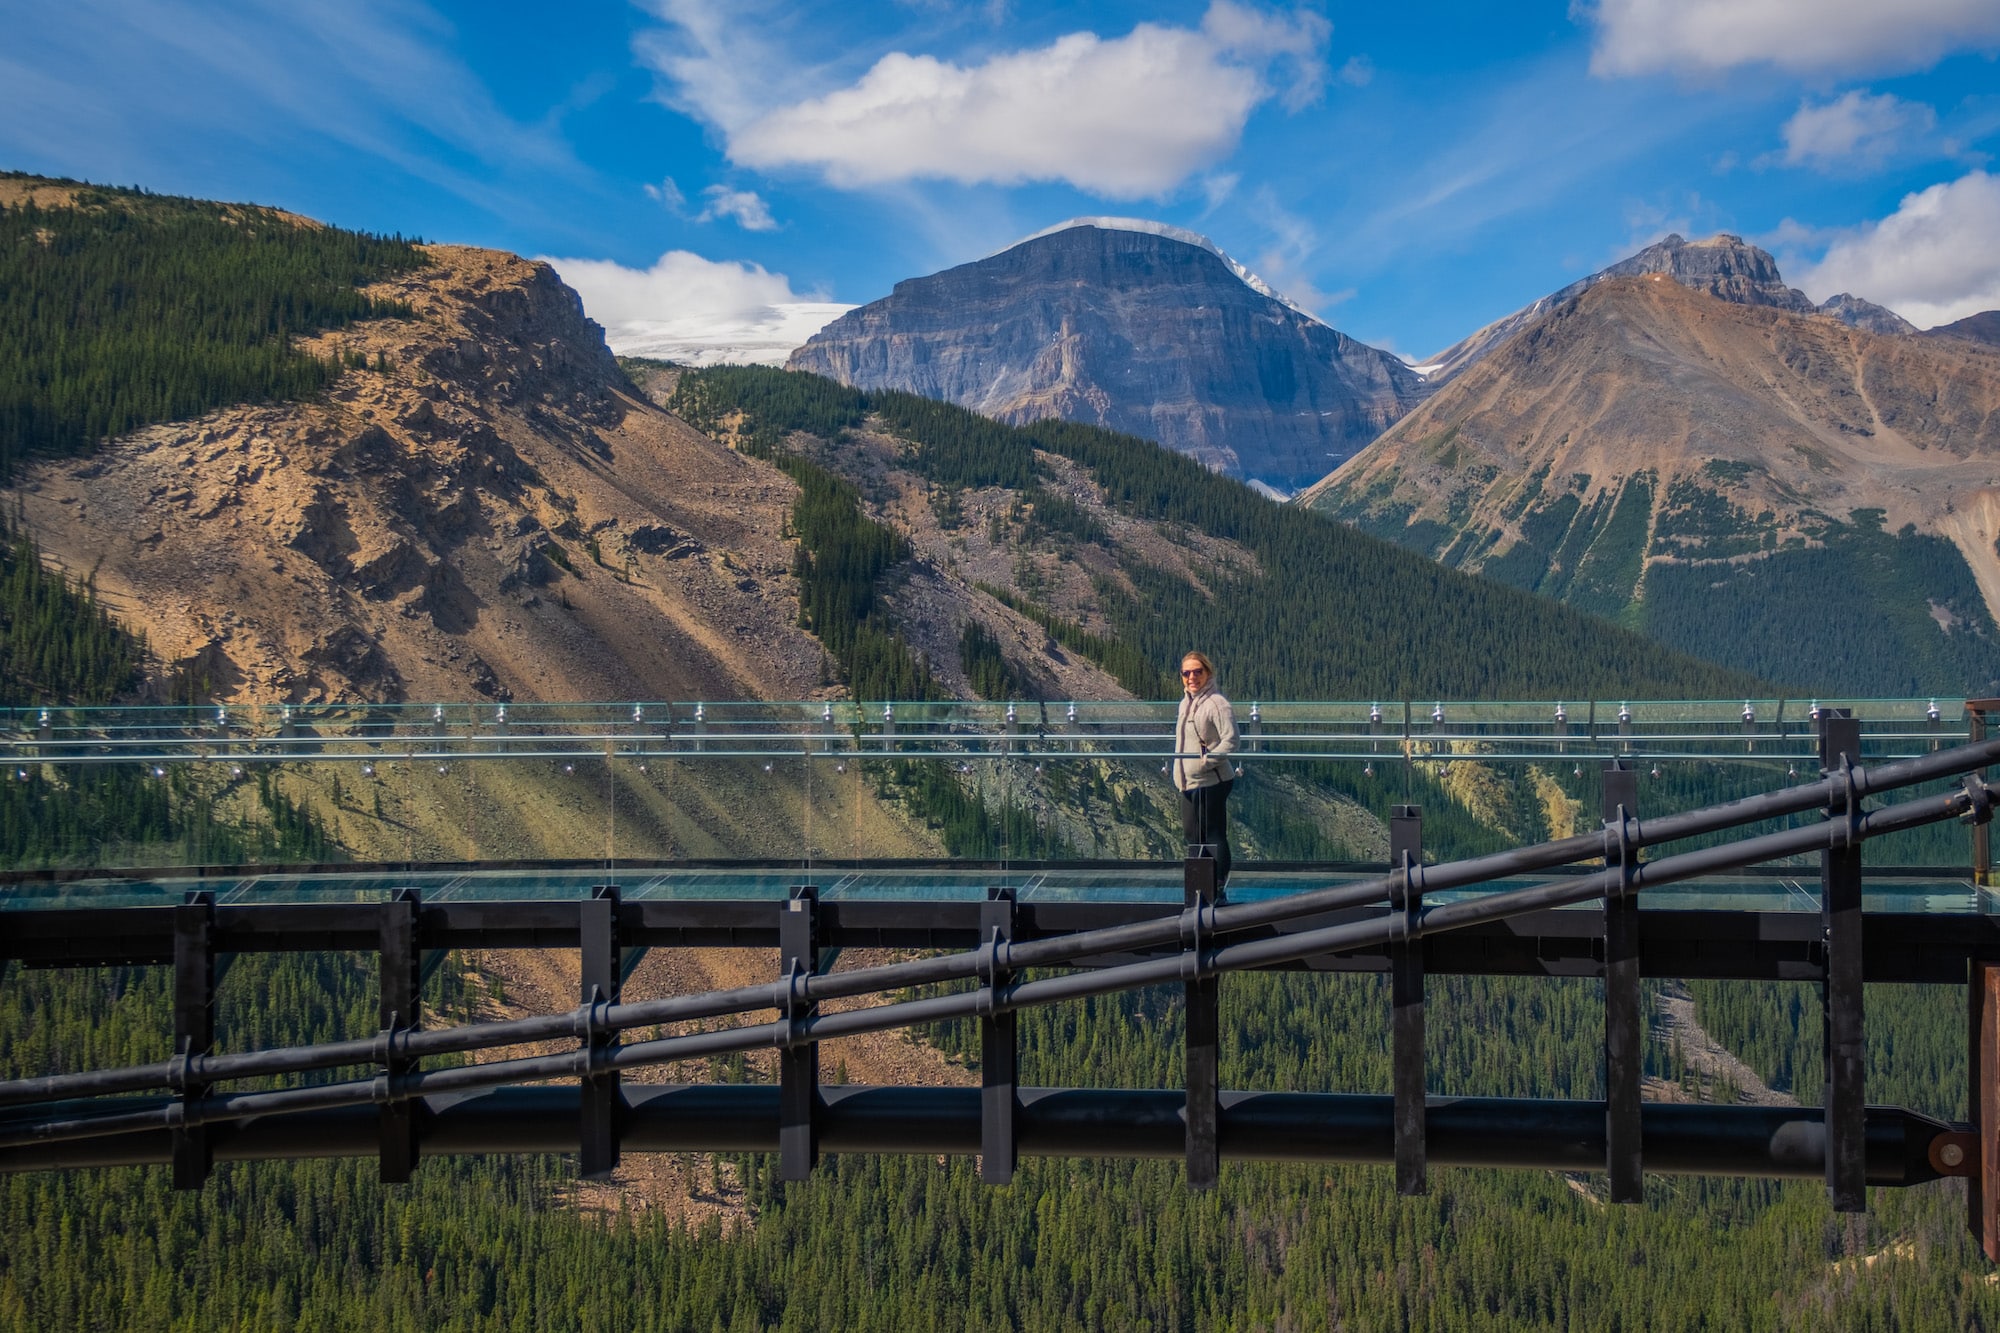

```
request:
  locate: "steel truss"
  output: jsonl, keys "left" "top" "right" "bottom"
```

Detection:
{"left": 6, "top": 713, "right": 2000, "bottom": 1255}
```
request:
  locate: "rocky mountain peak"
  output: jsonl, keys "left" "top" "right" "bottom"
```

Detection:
{"left": 1599, "top": 232, "right": 1814, "bottom": 312}
{"left": 788, "top": 223, "right": 1427, "bottom": 493}
{"left": 1816, "top": 292, "right": 1918, "bottom": 336}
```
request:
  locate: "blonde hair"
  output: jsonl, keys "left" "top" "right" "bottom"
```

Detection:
{"left": 1179, "top": 651, "right": 1214, "bottom": 676}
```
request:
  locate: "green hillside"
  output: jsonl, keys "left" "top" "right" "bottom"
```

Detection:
{"left": 667, "top": 366, "right": 1763, "bottom": 702}
{"left": 1331, "top": 466, "right": 2000, "bottom": 696}
{"left": 0, "top": 173, "right": 426, "bottom": 479}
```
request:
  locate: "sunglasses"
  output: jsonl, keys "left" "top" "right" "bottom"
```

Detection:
{"left": 1180, "top": 668, "right": 1208, "bottom": 678}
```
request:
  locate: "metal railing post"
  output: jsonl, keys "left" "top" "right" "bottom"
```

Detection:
{"left": 1820, "top": 710, "right": 1866, "bottom": 1213}
{"left": 1390, "top": 805, "right": 1425, "bottom": 1195}
{"left": 172, "top": 891, "right": 216, "bottom": 1190}
{"left": 1184, "top": 854, "right": 1220, "bottom": 1190}
{"left": 980, "top": 887, "right": 1017, "bottom": 1185}
{"left": 1972, "top": 703, "right": 1996, "bottom": 884}
{"left": 1602, "top": 764, "right": 1643, "bottom": 1203}
{"left": 779, "top": 886, "right": 820, "bottom": 1181}
{"left": 378, "top": 888, "right": 421, "bottom": 1183}
{"left": 579, "top": 886, "right": 622, "bottom": 1179}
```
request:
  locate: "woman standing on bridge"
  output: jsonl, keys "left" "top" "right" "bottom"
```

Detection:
{"left": 1174, "top": 651, "right": 1239, "bottom": 893}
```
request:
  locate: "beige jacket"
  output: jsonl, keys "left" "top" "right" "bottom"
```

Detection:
{"left": 1173, "top": 686, "right": 1239, "bottom": 791}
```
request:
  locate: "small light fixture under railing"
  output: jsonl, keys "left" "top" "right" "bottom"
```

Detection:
{"left": 1554, "top": 702, "right": 1567, "bottom": 725}
{"left": 1742, "top": 702, "right": 1756, "bottom": 725}
{"left": 1618, "top": 703, "right": 1632, "bottom": 725}
{"left": 1369, "top": 703, "right": 1382, "bottom": 726}
{"left": 633, "top": 705, "right": 645, "bottom": 724}
{"left": 1929, "top": 699, "right": 1942, "bottom": 723}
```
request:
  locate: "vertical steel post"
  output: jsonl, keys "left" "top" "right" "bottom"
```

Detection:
{"left": 1972, "top": 705, "right": 1993, "bottom": 885}
{"left": 579, "top": 886, "right": 622, "bottom": 1180}
{"left": 1972, "top": 960, "right": 2000, "bottom": 1260}
{"left": 1184, "top": 854, "right": 1220, "bottom": 1190}
{"left": 1602, "top": 764, "right": 1643, "bottom": 1203}
{"left": 172, "top": 891, "right": 215, "bottom": 1190}
{"left": 1820, "top": 710, "right": 1866, "bottom": 1213}
{"left": 1390, "top": 805, "right": 1426, "bottom": 1195}
{"left": 980, "top": 887, "right": 1017, "bottom": 1185}
{"left": 377, "top": 888, "right": 421, "bottom": 1183}
{"left": 779, "top": 886, "right": 820, "bottom": 1181}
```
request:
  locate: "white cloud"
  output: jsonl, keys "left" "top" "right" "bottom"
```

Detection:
{"left": 1337, "top": 55, "right": 1374, "bottom": 88}
{"left": 643, "top": 176, "right": 686, "bottom": 209}
{"left": 1791, "top": 171, "right": 2000, "bottom": 328}
{"left": 1579, "top": 0, "right": 2000, "bottom": 77}
{"left": 1778, "top": 91, "right": 1936, "bottom": 171}
{"left": 644, "top": 1, "right": 1331, "bottom": 199}
{"left": 696, "top": 185, "right": 778, "bottom": 230}
{"left": 542, "top": 250, "right": 853, "bottom": 366}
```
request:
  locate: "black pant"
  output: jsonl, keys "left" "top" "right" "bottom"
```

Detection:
{"left": 1180, "top": 779, "right": 1233, "bottom": 890}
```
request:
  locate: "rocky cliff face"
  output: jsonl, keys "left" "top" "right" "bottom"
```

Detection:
{"left": 13, "top": 245, "right": 830, "bottom": 706}
{"left": 1421, "top": 234, "right": 1906, "bottom": 385}
{"left": 787, "top": 223, "right": 1427, "bottom": 494}
{"left": 1305, "top": 275, "right": 2000, "bottom": 693}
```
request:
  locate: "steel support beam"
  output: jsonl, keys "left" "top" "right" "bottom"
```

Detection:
{"left": 1821, "top": 711, "right": 1867, "bottom": 1213}
{"left": 779, "top": 886, "right": 819, "bottom": 1180}
{"left": 980, "top": 887, "right": 1017, "bottom": 1185}
{"left": 1389, "top": 805, "right": 1425, "bottom": 1195}
{"left": 1, "top": 1086, "right": 1960, "bottom": 1190}
{"left": 1603, "top": 765, "right": 1643, "bottom": 1203}
{"left": 1184, "top": 854, "right": 1220, "bottom": 1190}
{"left": 377, "top": 888, "right": 421, "bottom": 1183}
{"left": 579, "top": 886, "right": 621, "bottom": 1180}
{"left": 171, "top": 891, "right": 215, "bottom": 1190}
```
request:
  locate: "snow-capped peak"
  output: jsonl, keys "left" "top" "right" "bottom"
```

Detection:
{"left": 999, "top": 217, "right": 1314, "bottom": 318}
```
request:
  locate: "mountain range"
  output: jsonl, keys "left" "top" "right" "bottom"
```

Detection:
{"left": 789, "top": 220, "right": 1428, "bottom": 495}
{"left": 1303, "top": 272, "right": 2000, "bottom": 693}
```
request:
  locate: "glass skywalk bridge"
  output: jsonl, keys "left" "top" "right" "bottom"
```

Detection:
{"left": 0, "top": 696, "right": 1969, "bottom": 768}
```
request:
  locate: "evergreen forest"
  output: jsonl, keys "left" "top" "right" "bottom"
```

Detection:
{"left": 667, "top": 365, "right": 1765, "bottom": 703}
{"left": 0, "top": 174, "right": 426, "bottom": 478}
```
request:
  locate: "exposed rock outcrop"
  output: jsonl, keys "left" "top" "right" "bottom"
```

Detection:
{"left": 14, "top": 245, "right": 830, "bottom": 705}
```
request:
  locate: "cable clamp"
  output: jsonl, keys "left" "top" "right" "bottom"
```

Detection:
{"left": 976, "top": 929, "right": 1006, "bottom": 1019}
{"left": 1963, "top": 774, "right": 1995, "bottom": 827}
{"left": 1389, "top": 855, "right": 1423, "bottom": 944}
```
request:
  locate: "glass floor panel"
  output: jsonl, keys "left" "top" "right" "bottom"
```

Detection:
{"left": 1, "top": 867, "right": 1992, "bottom": 914}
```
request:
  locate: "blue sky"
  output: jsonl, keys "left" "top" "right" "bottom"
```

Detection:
{"left": 4, "top": 0, "right": 1999, "bottom": 361}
